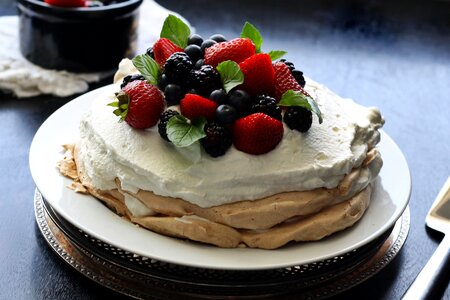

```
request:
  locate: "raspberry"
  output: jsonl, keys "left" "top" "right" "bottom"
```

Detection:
{"left": 164, "top": 52, "right": 194, "bottom": 86}
{"left": 201, "top": 122, "right": 233, "bottom": 157}
{"left": 251, "top": 95, "right": 282, "bottom": 121}
{"left": 158, "top": 109, "right": 180, "bottom": 141}
{"left": 188, "top": 65, "right": 222, "bottom": 97}
{"left": 283, "top": 106, "right": 313, "bottom": 132}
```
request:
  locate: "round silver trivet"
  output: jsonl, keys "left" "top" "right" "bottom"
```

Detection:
{"left": 34, "top": 188, "right": 410, "bottom": 299}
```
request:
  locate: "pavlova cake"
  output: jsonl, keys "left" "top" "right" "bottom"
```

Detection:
{"left": 59, "top": 16, "right": 384, "bottom": 249}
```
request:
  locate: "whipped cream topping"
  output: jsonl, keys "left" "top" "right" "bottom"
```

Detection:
{"left": 77, "top": 80, "right": 384, "bottom": 208}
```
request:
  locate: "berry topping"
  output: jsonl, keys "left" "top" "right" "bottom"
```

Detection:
{"left": 194, "top": 59, "right": 204, "bottom": 69}
{"left": 184, "top": 44, "right": 203, "bottom": 62}
{"left": 146, "top": 46, "right": 154, "bottom": 59}
{"left": 204, "top": 38, "right": 256, "bottom": 67}
{"left": 209, "top": 34, "right": 227, "bottom": 43}
{"left": 251, "top": 95, "right": 282, "bottom": 121}
{"left": 239, "top": 53, "right": 275, "bottom": 96}
{"left": 164, "top": 52, "right": 194, "bottom": 86}
{"left": 273, "top": 61, "right": 303, "bottom": 100}
{"left": 201, "top": 121, "right": 233, "bottom": 157}
{"left": 44, "top": 0, "right": 85, "bottom": 7}
{"left": 110, "top": 81, "right": 164, "bottom": 129}
{"left": 233, "top": 113, "right": 284, "bottom": 155}
{"left": 283, "top": 106, "right": 313, "bottom": 133}
{"left": 279, "top": 59, "right": 306, "bottom": 88}
{"left": 158, "top": 109, "right": 180, "bottom": 141}
{"left": 152, "top": 38, "right": 184, "bottom": 68}
{"left": 228, "top": 89, "right": 252, "bottom": 117}
{"left": 120, "top": 74, "right": 145, "bottom": 89}
{"left": 215, "top": 104, "right": 237, "bottom": 125}
{"left": 209, "top": 89, "right": 229, "bottom": 105}
{"left": 164, "top": 84, "right": 184, "bottom": 106}
{"left": 188, "top": 65, "right": 222, "bottom": 97}
{"left": 180, "top": 94, "right": 218, "bottom": 121}
{"left": 187, "top": 34, "right": 204, "bottom": 46}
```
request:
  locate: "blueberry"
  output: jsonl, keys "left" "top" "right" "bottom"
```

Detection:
{"left": 186, "top": 88, "right": 198, "bottom": 94}
{"left": 188, "top": 34, "right": 203, "bottom": 46}
{"left": 158, "top": 73, "right": 168, "bottom": 90}
{"left": 216, "top": 104, "right": 237, "bottom": 125}
{"left": 195, "top": 59, "right": 204, "bottom": 69}
{"left": 209, "top": 89, "right": 228, "bottom": 105}
{"left": 209, "top": 34, "right": 227, "bottom": 43}
{"left": 201, "top": 39, "right": 217, "bottom": 52}
{"left": 184, "top": 44, "right": 203, "bottom": 63}
{"left": 228, "top": 89, "right": 252, "bottom": 117}
{"left": 164, "top": 84, "right": 184, "bottom": 106}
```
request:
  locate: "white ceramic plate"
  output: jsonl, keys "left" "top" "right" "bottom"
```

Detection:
{"left": 29, "top": 85, "right": 411, "bottom": 271}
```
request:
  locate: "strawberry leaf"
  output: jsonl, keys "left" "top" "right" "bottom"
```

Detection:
{"left": 268, "top": 50, "right": 287, "bottom": 61}
{"left": 167, "top": 115, "right": 207, "bottom": 147}
{"left": 132, "top": 54, "right": 160, "bottom": 86}
{"left": 240, "top": 22, "right": 263, "bottom": 53}
{"left": 216, "top": 60, "right": 244, "bottom": 93}
{"left": 278, "top": 90, "right": 323, "bottom": 124}
{"left": 160, "top": 14, "right": 191, "bottom": 48}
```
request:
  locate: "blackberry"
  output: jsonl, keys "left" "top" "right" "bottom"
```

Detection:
{"left": 251, "top": 95, "right": 282, "bottom": 120}
{"left": 146, "top": 46, "right": 154, "bottom": 59}
{"left": 283, "top": 106, "right": 313, "bottom": 132}
{"left": 201, "top": 122, "right": 232, "bottom": 157}
{"left": 158, "top": 109, "right": 180, "bottom": 142}
{"left": 188, "top": 65, "right": 221, "bottom": 97}
{"left": 120, "top": 74, "right": 145, "bottom": 89}
{"left": 164, "top": 52, "right": 193, "bottom": 86}
{"left": 279, "top": 59, "right": 306, "bottom": 88}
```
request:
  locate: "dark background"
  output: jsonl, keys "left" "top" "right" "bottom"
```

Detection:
{"left": 1, "top": 0, "right": 449, "bottom": 299}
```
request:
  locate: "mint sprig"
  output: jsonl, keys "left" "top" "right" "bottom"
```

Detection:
{"left": 160, "top": 14, "right": 191, "bottom": 48}
{"left": 240, "top": 22, "right": 263, "bottom": 53}
{"left": 216, "top": 61, "right": 244, "bottom": 93}
{"left": 268, "top": 50, "right": 287, "bottom": 61}
{"left": 278, "top": 90, "right": 323, "bottom": 124}
{"left": 132, "top": 54, "right": 160, "bottom": 86}
{"left": 167, "top": 115, "right": 207, "bottom": 147}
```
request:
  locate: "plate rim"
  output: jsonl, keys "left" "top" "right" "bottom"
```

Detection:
{"left": 29, "top": 84, "right": 412, "bottom": 270}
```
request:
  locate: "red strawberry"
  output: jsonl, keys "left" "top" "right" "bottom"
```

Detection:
{"left": 233, "top": 113, "right": 284, "bottom": 155}
{"left": 152, "top": 38, "right": 183, "bottom": 68}
{"left": 45, "top": 0, "right": 85, "bottom": 7}
{"left": 273, "top": 61, "right": 303, "bottom": 100}
{"left": 110, "top": 81, "right": 164, "bottom": 129}
{"left": 180, "top": 94, "right": 218, "bottom": 121}
{"left": 239, "top": 53, "right": 275, "bottom": 96}
{"left": 204, "top": 38, "right": 256, "bottom": 67}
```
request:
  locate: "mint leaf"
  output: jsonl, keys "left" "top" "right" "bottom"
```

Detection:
{"left": 167, "top": 115, "right": 207, "bottom": 147}
{"left": 160, "top": 14, "right": 191, "bottom": 48}
{"left": 268, "top": 50, "right": 287, "bottom": 61}
{"left": 278, "top": 90, "right": 323, "bottom": 123}
{"left": 216, "top": 60, "right": 244, "bottom": 93}
{"left": 132, "top": 54, "right": 160, "bottom": 85}
{"left": 240, "top": 22, "right": 263, "bottom": 53}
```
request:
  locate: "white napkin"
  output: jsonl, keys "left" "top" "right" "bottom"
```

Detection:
{"left": 0, "top": 0, "right": 188, "bottom": 98}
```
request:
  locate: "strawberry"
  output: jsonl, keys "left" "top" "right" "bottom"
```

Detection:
{"left": 233, "top": 113, "right": 284, "bottom": 155}
{"left": 204, "top": 38, "right": 256, "bottom": 67}
{"left": 152, "top": 38, "right": 183, "bottom": 68}
{"left": 45, "top": 0, "right": 85, "bottom": 7}
{"left": 273, "top": 61, "right": 303, "bottom": 100}
{"left": 110, "top": 80, "right": 164, "bottom": 129}
{"left": 180, "top": 94, "right": 218, "bottom": 121}
{"left": 239, "top": 53, "right": 275, "bottom": 96}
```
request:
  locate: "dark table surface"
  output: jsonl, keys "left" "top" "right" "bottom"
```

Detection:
{"left": 1, "top": 0, "right": 450, "bottom": 299}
